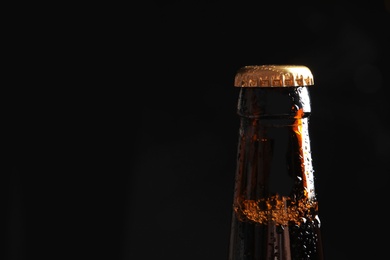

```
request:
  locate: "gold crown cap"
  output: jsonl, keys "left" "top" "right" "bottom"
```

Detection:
{"left": 234, "top": 65, "right": 314, "bottom": 87}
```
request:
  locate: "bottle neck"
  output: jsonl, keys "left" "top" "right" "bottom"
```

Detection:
{"left": 234, "top": 87, "right": 317, "bottom": 226}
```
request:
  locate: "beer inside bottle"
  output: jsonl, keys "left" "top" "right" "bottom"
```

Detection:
{"left": 228, "top": 65, "right": 324, "bottom": 260}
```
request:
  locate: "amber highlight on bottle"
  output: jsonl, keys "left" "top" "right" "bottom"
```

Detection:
{"left": 228, "top": 65, "right": 324, "bottom": 260}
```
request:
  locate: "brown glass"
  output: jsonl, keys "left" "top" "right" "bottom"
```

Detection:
{"left": 228, "top": 86, "right": 324, "bottom": 260}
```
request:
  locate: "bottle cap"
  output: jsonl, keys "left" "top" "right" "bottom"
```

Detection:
{"left": 234, "top": 65, "right": 314, "bottom": 87}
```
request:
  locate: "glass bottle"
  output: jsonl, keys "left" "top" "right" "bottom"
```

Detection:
{"left": 228, "top": 65, "right": 324, "bottom": 260}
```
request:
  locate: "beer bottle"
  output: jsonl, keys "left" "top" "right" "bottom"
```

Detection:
{"left": 228, "top": 65, "right": 324, "bottom": 260}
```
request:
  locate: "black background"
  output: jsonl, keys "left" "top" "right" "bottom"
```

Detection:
{"left": 7, "top": 0, "right": 390, "bottom": 259}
